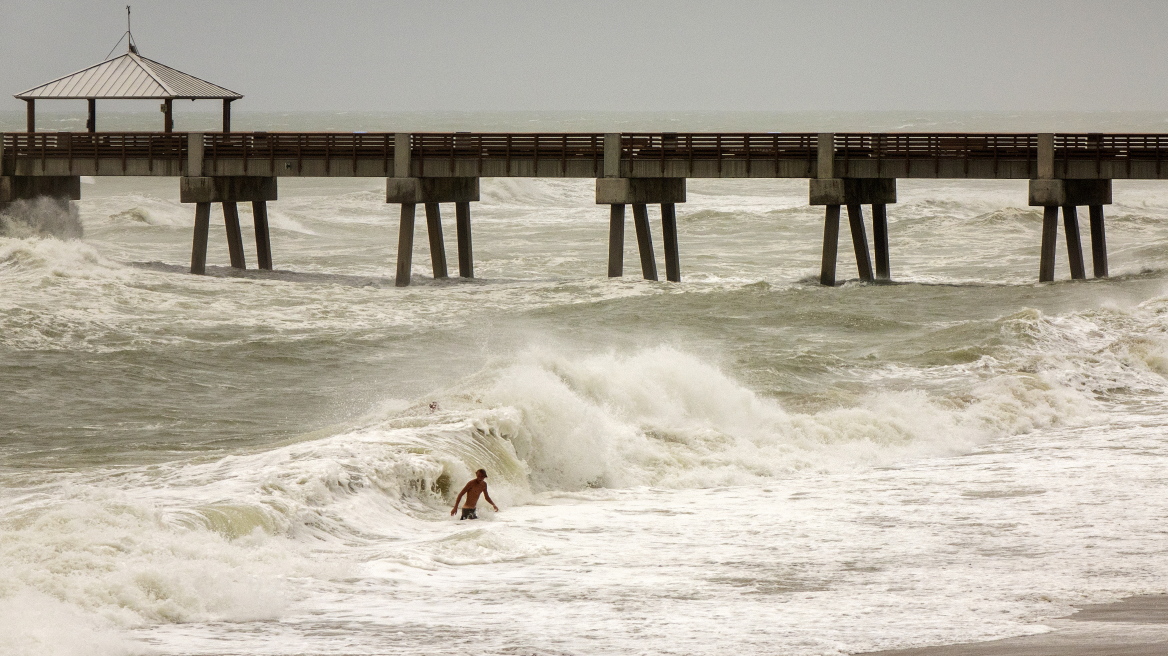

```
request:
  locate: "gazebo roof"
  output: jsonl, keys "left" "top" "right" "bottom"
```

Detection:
{"left": 15, "top": 50, "right": 242, "bottom": 101}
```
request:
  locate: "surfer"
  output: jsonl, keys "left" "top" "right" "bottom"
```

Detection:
{"left": 451, "top": 468, "right": 498, "bottom": 520}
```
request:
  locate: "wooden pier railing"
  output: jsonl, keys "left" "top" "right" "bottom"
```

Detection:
{"left": 3, "top": 132, "right": 1168, "bottom": 179}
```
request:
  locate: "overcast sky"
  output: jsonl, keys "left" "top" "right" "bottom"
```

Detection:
{"left": 2, "top": 0, "right": 1166, "bottom": 113}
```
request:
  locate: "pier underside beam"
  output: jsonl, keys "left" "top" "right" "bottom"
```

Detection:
{"left": 608, "top": 204, "right": 625, "bottom": 278}
{"left": 0, "top": 176, "right": 81, "bottom": 204}
{"left": 1089, "top": 205, "right": 1108, "bottom": 278}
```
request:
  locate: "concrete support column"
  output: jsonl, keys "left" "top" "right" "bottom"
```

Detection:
{"left": 846, "top": 204, "right": 874, "bottom": 282}
{"left": 25, "top": 99, "right": 34, "bottom": 133}
{"left": 1039, "top": 206, "right": 1059, "bottom": 283}
{"left": 810, "top": 178, "right": 895, "bottom": 285}
{"left": 222, "top": 202, "right": 246, "bottom": 269}
{"left": 820, "top": 205, "right": 841, "bottom": 287}
{"left": 1029, "top": 179, "right": 1111, "bottom": 282}
{"left": 456, "top": 201, "right": 473, "bottom": 278}
{"left": 190, "top": 202, "right": 211, "bottom": 275}
{"left": 1089, "top": 205, "right": 1108, "bottom": 278}
{"left": 1062, "top": 205, "right": 1086, "bottom": 280}
{"left": 596, "top": 178, "right": 683, "bottom": 281}
{"left": 252, "top": 201, "right": 272, "bottom": 270}
{"left": 608, "top": 204, "right": 625, "bottom": 278}
{"left": 386, "top": 178, "right": 478, "bottom": 286}
{"left": 661, "top": 203, "right": 681, "bottom": 282}
{"left": 632, "top": 203, "right": 658, "bottom": 281}
{"left": 395, "top": 203, "right": 416, "bottom": 287}
{"left": 872, "top": 204, "right": 890, "bottom": 281}
{"left": 424, "top": 202, "right": 448, "bottom": 279}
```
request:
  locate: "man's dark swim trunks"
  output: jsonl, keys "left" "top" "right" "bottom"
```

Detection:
{"left": 460, "top": 507, "right": 478, "bottom": 520}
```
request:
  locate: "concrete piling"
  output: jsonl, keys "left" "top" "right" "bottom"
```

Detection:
{"left": 847, "top": 204, "right": 874, "bottom": 282}
{"left": 190, "top": 202, "right": 211, "bottom": 275}
{"left": 252, "top": 201, "right": 272, "bottom": 270}
{"left": 820, "top": 205, "right": 841, "bottom": 286}
{"left": 661, "top": 203, "right": 681, "bottom": 283}
{"left": 1040, "top": 206, "right": 1059, "bottom": 282}
{"left": 395, "top": 203, "right": 416, "bottom": 287}
{"left": 456, "top": 201, "right": 473, "bottom": 279}
{"left": 632, "top": 203, "right": 658, "bottom": 281}
{"left": 424, "top": 202, "right": 448, "bottom": 279}
{"left": 811, "top": 179, "right": 896, "bottom": 285}
{"left": 1089, "top": 205, "right": 1108, "bottom": 278}
{"left": 595, "top": 178, "right": 684, "bottom": 281}
{"left": 387, "top": 178, "right": 479, "bottom": 286}
{"left": 1062, "top": 205, "right": 1086, "bottom": 280}
{"left": 872, "top": 204, "right": 890, "bottom": 281}
{"left": 222, "top": 202, "right": 246, "bottom": 269}
{"left": 608, "top": 204, "right": 625, "bottom": 278}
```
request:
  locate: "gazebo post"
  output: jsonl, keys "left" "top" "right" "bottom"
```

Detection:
{"left": 163, "top": 99, "right": 173, "bottom": 133}
{"left": 87, "top": 99, "right": 96, "bottom": 133}
{"left": 25, "top": 99, "right": 34, "bottom": 132}
{"left": 222, "top": 99, "right": 232, "bottom": 133}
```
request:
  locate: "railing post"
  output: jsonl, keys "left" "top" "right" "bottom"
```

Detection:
{"left": 1038, "top": 133, "right": 1054, "bottom": 179}
{"left": 394, "top": 133, "right": 411, "bottom": 178}
{"left": 603, "top": 133, "right": 621, "bottom": 178}
{"left": 187, "top": 133, "right": 204, "bottom": 177}
{"left": 817, "top": 133, "right": 835, "bottom": 179}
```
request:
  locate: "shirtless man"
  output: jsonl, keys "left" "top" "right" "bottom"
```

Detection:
{"left": 450, "top": 469, "right": 498, "bottom": 520}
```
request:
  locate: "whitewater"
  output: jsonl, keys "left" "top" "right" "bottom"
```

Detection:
{"left": 3, "top": 111, "right": 1168, "bottom": 656}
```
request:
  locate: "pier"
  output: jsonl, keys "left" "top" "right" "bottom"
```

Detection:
{"left": 6, "top": 41, "right": 1165, "bottom": 287}
{"left": 3, "top": 130, "right": 1165, "bottom": 285}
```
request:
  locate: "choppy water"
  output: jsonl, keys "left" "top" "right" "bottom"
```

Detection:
{"left": 4, "top": 112, "right": 1168, "bottom": 656}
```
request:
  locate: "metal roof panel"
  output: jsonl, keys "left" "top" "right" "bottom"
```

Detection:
{"left": 15, "top": 52, "right": 241, "bottom": 100}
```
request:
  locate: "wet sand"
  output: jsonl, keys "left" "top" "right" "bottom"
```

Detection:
{"left": 861, "top": 596, "right": 1168, "bottom": 655}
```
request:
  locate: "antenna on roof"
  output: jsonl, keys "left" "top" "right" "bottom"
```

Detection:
{"left": 127, "top": 6, "right": 138, "bottom": 54}
{"left": 105, "top": 5, "right": 138, "bottom": 59}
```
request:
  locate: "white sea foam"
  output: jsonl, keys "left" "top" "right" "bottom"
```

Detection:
{"left": 6, "top": 124, "right": 1168, "bottom": 654}
{"left": 0, "top": 198, "right": 83, "bottom": 239}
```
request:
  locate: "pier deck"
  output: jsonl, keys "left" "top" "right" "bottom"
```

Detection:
{"left": 2, "top": 131, "right": 1166, "bottom": 286}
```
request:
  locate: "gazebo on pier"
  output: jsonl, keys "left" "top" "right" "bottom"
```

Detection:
{"left": 14, "top": 44, "right": 242, "bottom": 133}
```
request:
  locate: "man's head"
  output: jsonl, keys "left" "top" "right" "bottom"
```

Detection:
{"left": 476, "top": 468, "right": 487, "bottom": 480}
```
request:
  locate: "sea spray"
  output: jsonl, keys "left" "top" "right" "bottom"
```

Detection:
{"left": 0, "top": 198, "right": 83, "bottom": 240}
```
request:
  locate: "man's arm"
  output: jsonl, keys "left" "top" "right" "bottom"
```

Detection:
{"left": 451, "top": 483, "right": 469, "bottom": 515}
{"left": 483, "top": 484, "right": 499, "bottom": 511}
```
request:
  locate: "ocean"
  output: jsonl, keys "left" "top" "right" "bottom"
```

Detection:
{"left": 3, "top": 111, "right": 1168, "bottom": 656}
